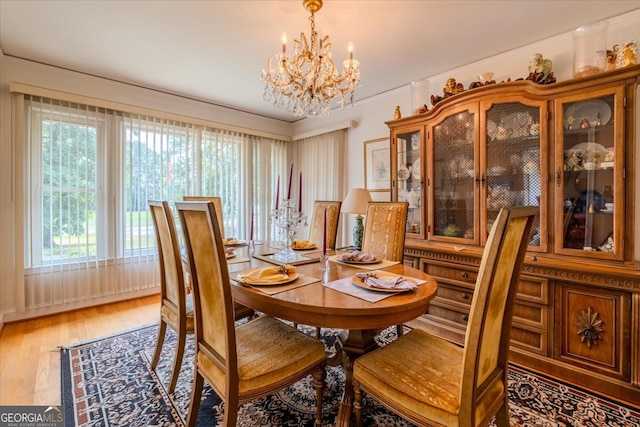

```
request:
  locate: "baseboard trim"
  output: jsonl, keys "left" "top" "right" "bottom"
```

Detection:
{"left": 0, "top": 288, "right": 160, "bottom": 324}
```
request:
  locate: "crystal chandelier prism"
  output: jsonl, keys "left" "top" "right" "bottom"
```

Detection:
{"left": 261, "top": 0, "right": 360, "bottom": 118}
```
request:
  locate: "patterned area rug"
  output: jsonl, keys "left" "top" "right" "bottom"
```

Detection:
{"left": 60, "top": 324, "right": 640, "bottom": 426}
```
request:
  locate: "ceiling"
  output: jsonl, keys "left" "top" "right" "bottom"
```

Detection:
{"left": 1, "top": 1, "right": 639, "bottom": 123}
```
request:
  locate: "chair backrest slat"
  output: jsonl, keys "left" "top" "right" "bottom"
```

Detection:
{"left": 459, "top": 206, "right": 537, "bottom": 425}
{"left": 308, "top": 201, "right": 342, "bottom": 250}
{"left": 176, "top": 201, "right": 238, "bottom": 381}
{"left": 183, "top": 196, "right": 225, "bottom": 238}
{"left": 361, "top": 202, "right": 408, "bottom": 261}
{"left": 148, "top": 201, "right": 186, "bottom": 313}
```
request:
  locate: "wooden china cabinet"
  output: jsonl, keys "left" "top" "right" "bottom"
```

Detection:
{"left": 388, "top": 65, "right": 640, "bottom": 407}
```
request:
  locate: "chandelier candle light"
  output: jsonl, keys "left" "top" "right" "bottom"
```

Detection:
{"left": 261, "top": 0, "right": 360, "bottom": 118}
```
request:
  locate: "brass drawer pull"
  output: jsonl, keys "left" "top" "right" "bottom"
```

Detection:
{"left": 461, "top": 293, "right": 469, "bottom": 300}
{"left": 461, "top": 272, "right": 468, "bottom": 279}
{"left": 462, "top": 315, "right": 469, "bottom": 322}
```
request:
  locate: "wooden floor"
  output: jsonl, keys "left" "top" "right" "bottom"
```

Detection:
{"left": 0, "top": 295, "right": 160, "bottom": 406}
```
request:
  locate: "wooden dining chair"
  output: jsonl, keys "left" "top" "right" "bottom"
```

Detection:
{"left": 148, "top": 200, "right": 194, "bottom": 394}
{"left": 360, "top": 201, "right": 408, "bottom": 262}
{"left": 182, "top": 196, "right": 255, "bottom": 321}
{"left": 299, "top": 200, "right": 342, "bottom": 338}
{"left": 352, "top": 206, "right": 538, "bottom": 427}
{"left": 360, "top": 201, "right": 409, "bottom": 336}
{"left": 176, "top": 201, "right": 327, "bottom": 427}
{"left": 307, "top": 200, "right": 342, "bottom": 249}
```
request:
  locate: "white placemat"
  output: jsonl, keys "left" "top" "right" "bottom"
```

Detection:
{"left": 227, "top": 255, "right": 250, "bottom": 264}
{"left": 323, "top": 272, "right": 427, "bottom": 303}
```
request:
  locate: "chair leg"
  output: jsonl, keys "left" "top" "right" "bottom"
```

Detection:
{"left": 315, "top": 327, "right": 321, "bottom": 339}
{"left": 150, "top": 320, "right": 167, "bottom": 369}
{"left": 396, "top": 323, "right": 404, "bottom": 337}
{"left": 167, "top": 327, "right": 186, "bottom": 394}
{"left": 353, "top": 380, "right": 363, "bottom": 427}
{"left": 186, "top": 370, "right": 204, "bottom": 427}
{"left": 312, "top": 365, "right": 326, "bottom": 427}
{"left": 223, "top": 395, "right": 239, "bottom": 427}
{"left": 495, "top": 399, "right": 509, "bottom": 427}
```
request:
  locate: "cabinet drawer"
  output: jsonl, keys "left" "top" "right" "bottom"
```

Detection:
{"left": 513, "top": 301, "right": 547, "bottom": 330}
{"left": 434, "top": 283, "right": 473, "bottom": 307}
{"left": 425, "top": 263, "right": 477, "bottom": 286}
{"left": 509, "top": 324, "right": 548, "bottom": 356}
{"left": 427, "top": 303, "right": 469, "bottom": 327}
{"left": 517, "top": 275, "right": 548, "bottom": 305}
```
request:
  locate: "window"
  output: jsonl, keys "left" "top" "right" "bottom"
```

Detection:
{"left": 27, "top": 100, "right": 105, "bottom": 266}
{"left": 22, "top": 95, "right": 287, "bottom": 308}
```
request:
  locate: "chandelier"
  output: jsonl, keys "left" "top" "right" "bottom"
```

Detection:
{"left": 261, "top": 0, "right": 360, "bottom": 118}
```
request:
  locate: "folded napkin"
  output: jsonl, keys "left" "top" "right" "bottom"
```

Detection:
{"left": 238, "top": 265, "right": 296, "bottom": 284}
{"left": 341, "top": 251, "right": 377, "bottom": 262}
{"left": 291, "top": 239, "right": 315, "bottom": 249}
{"left": 355, "top": 272, "right": 416, "bottom": 290}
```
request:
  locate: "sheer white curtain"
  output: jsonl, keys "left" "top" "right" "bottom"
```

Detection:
{"left": 19, "top": 94, "right": 286, "bottom": 314}
{"left": 292, "top": 130, "right": 346, "bottom": 243}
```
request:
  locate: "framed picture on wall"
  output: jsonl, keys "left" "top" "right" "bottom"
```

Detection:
{"left": 364, "top": 137, "right": 390, "bottom": 192}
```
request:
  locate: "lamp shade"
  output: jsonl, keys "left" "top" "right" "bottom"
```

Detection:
{"left": 341, "top": 188, "right": 371, "bottom": 215}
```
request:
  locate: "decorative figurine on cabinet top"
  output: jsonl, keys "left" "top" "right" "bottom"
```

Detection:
{"left": 431, "top": 77, "right": 465, "bottom": 106}
{"left": 619, "top": 41, "right": 638, "bottom": 68}
{"left": 444, "top": 78, "right": 464, "bottom": 96}
{"left": 606, "top": 46, "right": 618, "bottom": 71}
{"left": 526, "top": 53, "right": 556, "bottom": 84}
{"left": 393, "top": 105, "right": 402, "bottom": 120}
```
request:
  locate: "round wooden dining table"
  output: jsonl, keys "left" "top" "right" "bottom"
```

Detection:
{"left": 226, "top": 247, "right": 438, "bottom": 427}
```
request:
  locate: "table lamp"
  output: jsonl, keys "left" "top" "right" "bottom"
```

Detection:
{"left": 341, "top": 188, "right": 372, "bottom": 250}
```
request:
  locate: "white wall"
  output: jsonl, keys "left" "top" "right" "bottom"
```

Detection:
{"left": 1, "top": 10, "right": 639, "bottom": 323}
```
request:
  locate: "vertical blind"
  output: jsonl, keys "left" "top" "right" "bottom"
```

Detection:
{"left": 21, "top": 95, "right": 290, "bottom": 311}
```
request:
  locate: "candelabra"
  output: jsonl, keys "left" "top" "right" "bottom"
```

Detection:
{"left": 270, "top": 199, "right": 308, "bottom": 262}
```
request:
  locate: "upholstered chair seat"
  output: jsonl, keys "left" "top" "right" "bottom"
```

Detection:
{"left": 198, "top": 315, "right": 326, "bottom": 397}
{"left": 354, "top": 329, "right": 465, "bottom": 425}
{"left": 159, "top": 293, "right": 195, "bottom": 332}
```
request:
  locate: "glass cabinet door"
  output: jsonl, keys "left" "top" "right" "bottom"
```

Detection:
{"left": 483, "top": 101, "right": 545, "bottom": 249}
{"left": 395, "top": 129, "right": 423, "bottom": 237}
{"left": 555, "top": 89, "right": 624, "bottom": 259}
{"left": 431, "top": 107, "right": 478, "bottom": 243}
